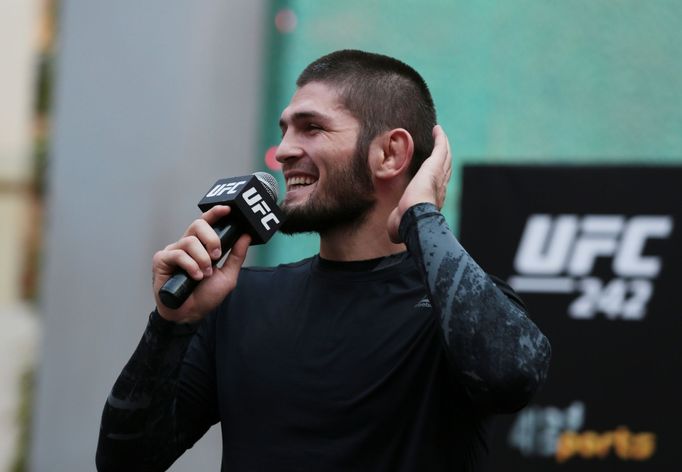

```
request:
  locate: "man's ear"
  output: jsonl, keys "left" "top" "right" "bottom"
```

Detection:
{"left": 369, "top": 128, "right": 414, "bottom": 180}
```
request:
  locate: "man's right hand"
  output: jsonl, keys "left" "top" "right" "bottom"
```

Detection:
{"left": 152, "top": 205, "right": 251, "bottom": 324}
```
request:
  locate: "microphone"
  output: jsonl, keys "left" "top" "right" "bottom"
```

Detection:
{"left": 158, "top": 172, "right": 284, "bottom": 309}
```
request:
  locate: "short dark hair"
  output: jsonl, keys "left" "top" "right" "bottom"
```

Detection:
{"left": 297, "top": 50, "right": 437, "bottom": 177}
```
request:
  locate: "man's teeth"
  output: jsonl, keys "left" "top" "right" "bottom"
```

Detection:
{"left": 287, "top": 176, "right": 316, "bottom": 187}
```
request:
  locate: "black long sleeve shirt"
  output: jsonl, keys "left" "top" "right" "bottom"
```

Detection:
{"left": 97, "top": 203, "right": 551, "bottom": 471}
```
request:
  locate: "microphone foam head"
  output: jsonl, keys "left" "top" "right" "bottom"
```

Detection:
{"left": 254, "top": 171, "right": 279, "bottom": 201}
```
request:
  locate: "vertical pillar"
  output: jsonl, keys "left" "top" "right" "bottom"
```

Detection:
{"left": 31, "top": 1, "right": 268, "bottom": 470}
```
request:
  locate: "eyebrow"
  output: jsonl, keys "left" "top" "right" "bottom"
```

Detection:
{"left": 279, "top": 110, "right": 330, "bottom": 130}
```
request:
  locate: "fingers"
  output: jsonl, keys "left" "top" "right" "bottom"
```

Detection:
{"left": 443, "top": 126, "right": 452, "bottom": 176}
{"left": 427, "top": 126, "right": 452, "bottom": 186}
{"left": 155, "top": 246, "right": 205, "bottom": 281}
{"left": 431, "top": 125, "right": 452, "bottom": 209}
{"left": 218, "top": 233, "right": 252, "bottom": 277}
{"left": 393, "top": 125, "right": 453, "bottom": 219}
{"left": 182, "top": 206, "right": 231, "bottom": 258}
{"left": 167, "top": 236, "right": 216, "bottom": 279}
{"left": 200, "top": 204, "right": 232, "bottom": 226}
{"left": 155, "top": 205, "right": 232, "bottom": 283}
{"left": 152, "top": 205, "right": 250, "bottom": 323}
{"left": 431, "top": 125, "right": 448, "bottom": 162}
{"left": 433, "top": 124, "right": 452, "bottom": 175}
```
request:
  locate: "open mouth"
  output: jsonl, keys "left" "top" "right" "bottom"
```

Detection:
{"left": 286, "top": 175, "right": 318, "bottom": 190}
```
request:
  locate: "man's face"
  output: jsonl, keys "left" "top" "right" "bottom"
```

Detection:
{"left": 275, "top": 82, "right": 375, "bottom": 235}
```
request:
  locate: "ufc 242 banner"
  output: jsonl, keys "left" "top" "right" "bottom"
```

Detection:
{"left": 459, "top": 166, "right": 682, "bottom": 471}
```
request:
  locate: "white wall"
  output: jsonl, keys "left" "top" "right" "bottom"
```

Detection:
{"left": 31, "top": 1, "right": 268, "bottom": 470}
{"left": 0, "top": 0, "right": 39, "bottom": 304}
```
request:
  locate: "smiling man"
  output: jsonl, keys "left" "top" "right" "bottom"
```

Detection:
{"left": 276, "top": 82, "right": 376, "bottom": 237}
{"left": 96, "top": 50, "right": 551, "bottom": 472}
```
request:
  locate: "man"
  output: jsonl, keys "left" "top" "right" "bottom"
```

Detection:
{"left": 96, "top": 50, "right": 550, "bottom": 471}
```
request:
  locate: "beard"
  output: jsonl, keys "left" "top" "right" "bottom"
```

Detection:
{"left": 279, "top": 142, "right": 376, "bottom": 236}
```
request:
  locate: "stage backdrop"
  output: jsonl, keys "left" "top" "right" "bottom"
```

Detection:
{"left": 460, "top": 165, "right": 681, "bottom": 471}
{"left": 253, "top": 0, "right": 682, "bottom": 267}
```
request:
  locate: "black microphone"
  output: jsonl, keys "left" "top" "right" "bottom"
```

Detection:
{"left": 158, "top": 172, "right": 284, "bottom": 309}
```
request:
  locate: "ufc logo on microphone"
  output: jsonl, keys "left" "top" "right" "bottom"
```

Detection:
{"left": 509, "top": 214, "right": 673, "bottom": 320}
{"left": 205, "top": 180, "right": 246, "bottom": 197}
{"left": 242, "top": 187, "right": 280, "bottom": 230}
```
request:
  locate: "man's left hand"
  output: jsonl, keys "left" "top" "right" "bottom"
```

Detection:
{"left": 388, "top": 124, "right": 452, "bottom": 243}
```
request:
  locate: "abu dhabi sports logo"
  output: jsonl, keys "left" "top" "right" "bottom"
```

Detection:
{"left": 507, "top": 401, "right": 656, "bottom": 462}
{"left": 508, "top": 214, "right": 673, "bottom": 320}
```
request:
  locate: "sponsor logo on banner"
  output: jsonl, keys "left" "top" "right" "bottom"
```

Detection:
{"left": 508, "top": 214, "right": 673, "bottom": 320}
{"left": 508, "top": 402, "right": 656, "bottom": 463}
{"left": 461, "top": 166, "right": 682, "bottom": 470}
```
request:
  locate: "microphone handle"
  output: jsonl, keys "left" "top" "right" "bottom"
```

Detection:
{"left": 158, "top": 216, "right": 243, "bottom": 309}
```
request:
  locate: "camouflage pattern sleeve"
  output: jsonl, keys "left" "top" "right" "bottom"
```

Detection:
{"left": 399, "top": 203, "right": 551, "bottom": 413}
{"left": 96, "top": 310, "right": 217, "bottom": 471}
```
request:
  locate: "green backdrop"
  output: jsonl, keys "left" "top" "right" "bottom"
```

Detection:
{"left": 252, "top": 0, "right": 682, "bottom": 266}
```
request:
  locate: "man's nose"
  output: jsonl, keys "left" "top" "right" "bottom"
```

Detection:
{"left": 275, "top": 133, "right": 304, "bottom": 163}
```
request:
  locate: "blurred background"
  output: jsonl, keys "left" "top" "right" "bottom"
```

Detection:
{"left": 1, "top": 0, "right": 680, "bottom": 470}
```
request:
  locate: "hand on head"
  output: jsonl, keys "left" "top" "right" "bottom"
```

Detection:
{"left": 387, "top": 125, "right": 452, "bottom": 243}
